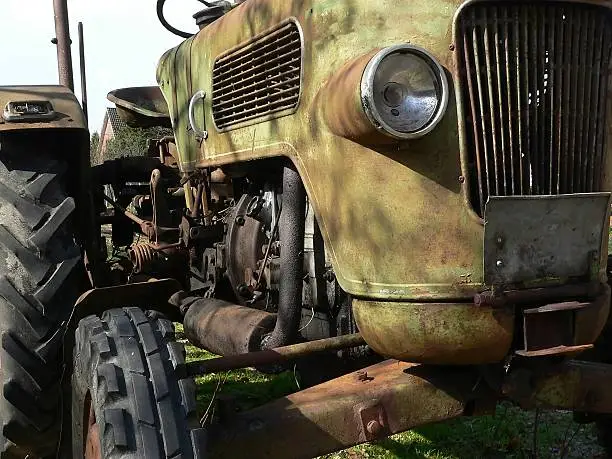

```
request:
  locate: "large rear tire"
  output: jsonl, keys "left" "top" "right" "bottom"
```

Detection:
{"left": 72, "top": 308, "right": 204, "bottom": 458}
{"left": 0, "top": 150, "right": 81, "bottom": 458}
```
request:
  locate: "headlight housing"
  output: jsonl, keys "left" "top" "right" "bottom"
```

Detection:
{"left": 360, "top": 44, "right": 449, "bottom": 140}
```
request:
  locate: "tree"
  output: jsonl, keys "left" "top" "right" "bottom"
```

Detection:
{"left": 104, "top": 126, "right": 172, "bottom": 161}
{"left": 90, "top": 131, "right": 100, "bottom": 164}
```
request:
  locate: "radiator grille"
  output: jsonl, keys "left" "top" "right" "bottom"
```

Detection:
{"left": 456, "top": 2, "right": 612, "bottom": 216}
{"left": 212, "top": 21, "right": 302, "bottom": 130}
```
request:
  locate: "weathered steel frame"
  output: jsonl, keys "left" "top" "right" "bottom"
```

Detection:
{"left": 202, "top": 357, "right": 612, "bottom": 459}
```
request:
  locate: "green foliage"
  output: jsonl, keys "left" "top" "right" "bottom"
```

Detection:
{"left": 90, "top": 131, "right": 100, "bottom": 164}
{"left": 104, "top": 126, "right": 172, "bottom": 161}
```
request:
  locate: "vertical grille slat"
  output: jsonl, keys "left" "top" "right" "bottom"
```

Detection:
{"left": 212, "top": 21, "right": 302, "bottom": 130}
{"left": 568, "top": 10, "right": 582, "bottom": 192}
{"left": 549, "top": 7, "right": 559, "bottom": 194}
{"left": 503, "top": 7, "right": 517, "bottom": 194}
{"left": 594, "top": 22, "right": 611, "bottom": 189}
{"left": 457, "top": 2, "right": 612, "bottom": 216}
{"left": 588, "top": 16, "right": 606, "bottom": 190}
{"left": 537, "top": 6, "right": 548, "bottom": 193}
{"left": 530, "top": 6, "right": 540, "bottom": 193}
{"left": 494, "top": 7, "right": 508, "bottom": 195}
{"left": 575, "top": 10, "right": 588, "bottom": 191}
{"left": 560, "top": 9, "right": 573, "bottom": 192}
{"left": 521, "top": 9, "right": 532, "bottom": 193}
{"left": 463, "top": 22, "right": 486, "bottom": 215}
{"left": 553, "top": 6, "right": 564, "bottom": 194}
{"left": 514, "top": 7, "right": 526, "bottom": 195}
{"left": 485, "top": 9, "right": 502, "bottom": 196}
{"left": 581, "top": 15, "right": 596, "bottom": 191}
{"left": 473, "top": 10, "right": 494, "bottom": 204}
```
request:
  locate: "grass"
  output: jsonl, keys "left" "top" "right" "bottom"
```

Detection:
{"left": 177, "top": 325, "right": 606, "bottom": 459}
{"left": 322, "top": 409, "right": 603, "bottom": 459}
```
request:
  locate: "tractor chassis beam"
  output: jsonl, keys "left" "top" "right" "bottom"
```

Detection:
{"left": 206, "top": 359, "right": 491, "bottom": 459}
{"left": 206, "top": 359, "right": 612, "bottom": 459}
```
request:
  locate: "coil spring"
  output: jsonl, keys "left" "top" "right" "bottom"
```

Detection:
{"left": 128, "top": 242, "right": 157, "bottom": 274}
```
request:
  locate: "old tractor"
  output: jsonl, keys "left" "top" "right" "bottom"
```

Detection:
{"left": 1, "top": 0, "right": 612, "bottom": 457}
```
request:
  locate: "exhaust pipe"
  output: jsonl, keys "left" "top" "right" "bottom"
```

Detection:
{"left": 183, "top": 298, "right": 277, "bottom": 355}
{"left": 78, "top": 22, "right": 88, "bottom": 120}
{"left": 52, "top": 0, "right": 74, "bottom": 91}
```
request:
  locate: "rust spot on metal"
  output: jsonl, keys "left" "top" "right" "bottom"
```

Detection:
{"left": 356, "top": 370, "right": 374, "bottom": 382}
{"left": 320, "top": 49, "right": 398, "bottom": 146}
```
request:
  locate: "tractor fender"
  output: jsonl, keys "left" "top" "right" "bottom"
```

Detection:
{"left": 0, "top": 85, "right": 87, "bottom": 131}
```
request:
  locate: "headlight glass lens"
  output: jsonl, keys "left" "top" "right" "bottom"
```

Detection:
{"left": 362, "top": 45, "right": 448, "bottom": 139}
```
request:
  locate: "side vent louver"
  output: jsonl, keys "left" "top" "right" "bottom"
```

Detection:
{"left": 212, "top": 20, "right": 303, "bottom": 131}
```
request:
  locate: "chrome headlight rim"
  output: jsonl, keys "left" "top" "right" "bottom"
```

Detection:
{"left": 360, "top": 44, "right": 450, "bottom": 140}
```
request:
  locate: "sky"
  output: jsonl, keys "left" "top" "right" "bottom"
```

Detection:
{"left": 0, "top": 0, "right": 204, "bottom": 133}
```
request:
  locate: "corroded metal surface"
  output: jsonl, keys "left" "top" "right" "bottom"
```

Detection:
{"left": 352, "top": 300, "right": 514, "bottom": 364}
{"left": 455, "top": 2, "right": 612, "bottom": 217}
{"left": 73, "top": 278, "right": 183, "bottom": 323}
{"left": 107, "top": 86, "right": 171, "bottom": 128}
{"left": 178, "top": 333, "right": 365, "bottom": 377}
{"left": 321, "top": 49, "right": 394, "bottom": 145}
{"left": 0, "top": 86, "right": 87, "bottom": 131}
{"left": 53, "top": 0, "right": 74, "bottom": 91}
{"left": 484, "top": 193, "right": 611, "bottom": 287}
{"left": 183, "top": 298, "right": 277, "bottom": 356}
{"left": 157, "top": 0, "right": 486, "bottom": 301}
{"left": 519, "top": 284, "right": 610, "bottom": 355}
{"left": 503, "top": 360, "right": 612, "bottom": 414}
{"left": 207, "top": 359, "right": 486, "bottom": 458}
{"left": 155, "top": 0, "right": 612, "bottom": 302}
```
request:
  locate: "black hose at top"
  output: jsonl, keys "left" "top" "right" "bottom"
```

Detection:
{"left": 264, "top": 164, "right": 306, "bottom": 349}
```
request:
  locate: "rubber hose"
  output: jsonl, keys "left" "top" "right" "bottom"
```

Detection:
{"left": 264, "top": 165, "right": 306, "bottom": 349}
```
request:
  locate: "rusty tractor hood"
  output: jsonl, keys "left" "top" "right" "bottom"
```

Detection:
{"left": 156, "top": 0, "right": 612, "bottom": 302}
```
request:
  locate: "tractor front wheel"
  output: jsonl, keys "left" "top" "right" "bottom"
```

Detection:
{"left": 71, "top": 308, "right": 204, "bottom": 458}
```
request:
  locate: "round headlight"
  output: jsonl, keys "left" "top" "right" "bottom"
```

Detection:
{"left": 361, "top": 44, "right": 449, "bottom": 140}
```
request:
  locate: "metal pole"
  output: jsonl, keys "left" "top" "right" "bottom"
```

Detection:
{"left": 78, "top": 22, "right": 88, "bottom": 121}
{"left": 52, "top": 0, "right": 74, "bottom": 91}
{"left": 179, "top": 333, "right": 366, "bottom": 378}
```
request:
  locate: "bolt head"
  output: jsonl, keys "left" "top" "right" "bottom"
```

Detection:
{"left": 366, "top": 420, "right": 382, "bottom": 435}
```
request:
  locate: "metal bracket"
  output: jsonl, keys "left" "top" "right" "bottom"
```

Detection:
{"left": 71, "top": 278, "right": 183, "bottom": 327}
{"left": 484, "top": 193, "right": 611, "bottom": 287}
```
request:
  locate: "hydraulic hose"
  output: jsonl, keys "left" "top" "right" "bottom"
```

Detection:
{"left": 157, "top": 0, "right": 194, "bottom": 38}
{"left": 264, "top": 165, "right": 306, "bottom": 349}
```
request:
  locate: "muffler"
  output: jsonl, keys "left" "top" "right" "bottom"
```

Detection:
{"left": 182, "top": 298, "right": 276, "bottom": 355}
